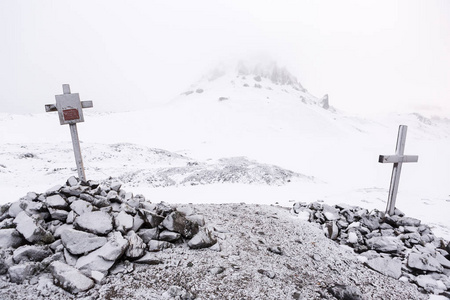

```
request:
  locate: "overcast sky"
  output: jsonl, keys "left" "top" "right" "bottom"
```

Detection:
{"left": 1, "top": 0, "right": 449, "bottom": 116}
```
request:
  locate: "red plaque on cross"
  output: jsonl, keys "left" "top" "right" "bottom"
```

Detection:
{"left": 63, "top": 109, "right": 80, "bottom": 121}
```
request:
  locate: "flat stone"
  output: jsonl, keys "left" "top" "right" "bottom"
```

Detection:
{"left": 50, "top": 261, "right": 94, "bottom": 294}
{"left": 188, "top": 228, "right": 217, "bottom": 249}
{"left": 74, "top": 211, "right": 113, "bottom": 235}
{"left": 46, "top": 194, "right": 68, "bottom": 209}
{"left": 407, "top": 252, "right": 443, "bottom": 272}
{"left": 397, "top": 217, "right": 421, "bottom": 227}
{"left": 48, "top": 207, "right": 69, "bottom": 222}
{"left": 162, "top": 211, "right": 199, "bottom": 238}
{"left": 12, "top": 245, "right": 52, "bottom": 263}
{"left": 13, "top": 211, "right": 54, "bottom": 244}
{"left": 159, "top": 230, "right": 181, "bottom": 242}
{"left": 114, "top": 211, "right": 134, "bottom": 233}
{"left": 436, "top": 252, "right": 450, "bottom": 269}
{"left": 365, "top": 236, "right": 402, "bottom": 253}
{"left": 70, "top": 200, "right": 93, "bottom": 215}
{"left": 415, "top": 274, "right": 447, "bottom": 293}
{"left": 134, "top": 252, "right": 163, "bottom": 265}
{"left": 365, "top": 257, "right": 402, "bottom": 279}
{"left": 0, "top": 228, "right": 25, "bottom": 249}
{"left": 137, "top": 228, "right": 159, "bottom": 243}
{"left": 75, "top": 232, "right": 128, "bottom": 275}
{"left": 61, "top": 229, "right": 107, "bottom": 255}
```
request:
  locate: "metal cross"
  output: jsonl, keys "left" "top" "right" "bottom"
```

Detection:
{"left": 45, "top": 84, "right": 93, "bottom": 182}
{"left": 378, "top": 125, "right": 418, "bottom": 215}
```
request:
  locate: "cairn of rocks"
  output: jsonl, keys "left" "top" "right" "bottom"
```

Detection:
{"left": 292, "top": 201, "right": 450, "bottom": 297}
{"left": 0, "top": 177, "right": 217, "bottom": 294}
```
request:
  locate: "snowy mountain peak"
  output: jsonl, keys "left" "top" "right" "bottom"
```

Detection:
{"left": 204, "top": 59, "right": 305, "bottom": 92}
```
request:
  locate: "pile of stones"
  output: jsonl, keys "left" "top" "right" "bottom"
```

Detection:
{"left": 292, "top": 201, "right": 450, "bottom": 296}
{"left": 0, "top": 177, "right": 217, "bottom": 294}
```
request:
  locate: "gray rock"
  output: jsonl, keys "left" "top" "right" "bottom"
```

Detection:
{"left": 134, "top": 252, "right": 163, "bottom": 265}
{"left": 140, "top": 209, "right": 165, "bottom": 228}
{"left": 8, "top": 201, "right": 24, "bottom": 218}
{"left": 148, "top": 240, "right": 174, "bottom": 252}
{"left": 365, "top": 257, "right": 402, "bottom": 279}
{"left": 257, "top": 269, "right": 276, "bottom": 279}
{"left": 162, "top": 285, "right": 194, "bottom": 300}
{"left": 137, "top": 228, "right": 159, "bottom": 243}
{"left": 360, "top": 215, "right": 380, "bottom": 231}
{"left": 114, "top": 211, "right": 134, "bottom": 233}
{"left": 66, "top": 176, "right": 79, "bottom": 187}
{"left": 162, "top": 211, "right": 199, "bottom": 238}
{"left": 106, "top": 190, "right": 120, "bottom": 202}
{"left": 407, "top": 252, "right": 443, "bottom": 272}
{"left": 13, "top": 211, "right": 54, "bottom": 244}
{"left": 0, "top": 257, "right": 8, "bottom": 275}
{"left": 61, "top": 229, "right": 107, "bottom": 255}
{"left": 50, "top": 261, "right": 94, "bottom": 294}
{"left": 415, "top": 274, "right": 447, "bottom": 293}
{"left": 132, "top": 214, "right": 145, "bottom": 232}
{"left": 74, "top": 211, "right": 113, "bottom": 235}
{"left": 12, "top": 245, "right": 52, "bottom": 263}
{"left": 80, "top": 193, "right": 95, "bottom": 203}
{"left": 70, "top": 200, "right": 93, "bottom": 215}
{"left": 0, "top": 218, "right": 16, "bottom": 229}
{"left": 0, "top": 228, "right": 25, "bottom": 249}
{"left": 109, "top": 260, "right": 134, "bottom": 275}
{"left": 125, "top": 232, "right": 146, "bottom": 259}
{"left": 8, "top": 262, "right": 39, "bottom": 283}
{"left": 63, "top": 248, "right": 78, "bottom": 267}
{"left": 188, "top": 228, "right": 217, "bottom": 249}
{"left": 327, "top": 284, "right": 363, "bottom": 300}
{"left": 48, "top": 207, "right": 69, "bottom": 222}
{"left": 159, "top": 230, "right": 181, "bottom": 242}
{"left": 323, "top": 221, "right": 339, "bottom": 240}
{"left": 93, "top": 196, "right": 110, "bottom": 208}
{"left": 110, "top": 182, "right": 122, "bottom": 192}
{"left": 75, "top": 232, "right": 128, "bottom": 275}
{"left": 185, "top": 214, "right": 205, "bottom": 226}
{"left": 436, "top": 252, "right": 450, "bottom": 269}
{"left": 365, "top": 236, "right": 403, "bottom": 253}
{"left": 397, "top": 217, "right": 421, "bottom": 227}
{"left": 46, "top": 194, "right": 68, "bottom": 209}
{"left": 322, "top": 204, "right": 340, "bottom": 221}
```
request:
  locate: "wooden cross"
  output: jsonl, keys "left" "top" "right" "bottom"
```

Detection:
{"left": 378, "top": 125, "right": 418, "bottom": 215}
{"left": 45, "top": 84, "right": 93, "bottom": 182}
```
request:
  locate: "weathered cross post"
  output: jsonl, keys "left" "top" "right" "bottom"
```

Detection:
{"left": 45, "top": 84, "right": 93, "bottom": 182}
{"left": 378, "top": 125, "right": 418, "bottom": 215}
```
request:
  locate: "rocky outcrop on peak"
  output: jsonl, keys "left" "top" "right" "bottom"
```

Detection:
{"left": 292, "top": 201, "right": 450, "bottom": 297}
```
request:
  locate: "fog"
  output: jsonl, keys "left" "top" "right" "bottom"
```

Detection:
{"left": 1, "top": 0, "right": 449, "bottom": 116}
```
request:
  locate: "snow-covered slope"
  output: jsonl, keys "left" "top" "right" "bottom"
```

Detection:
{"left": 1, "top": 60, "right": 449, "bottom": 241}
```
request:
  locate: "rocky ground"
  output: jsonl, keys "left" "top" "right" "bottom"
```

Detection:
{"left": 0, "top": 178, "right": 429, "bottom": 299}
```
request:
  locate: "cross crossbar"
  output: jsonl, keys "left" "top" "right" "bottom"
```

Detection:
{"left": 378, "top": 155, "right": 419, "bottom": 164}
